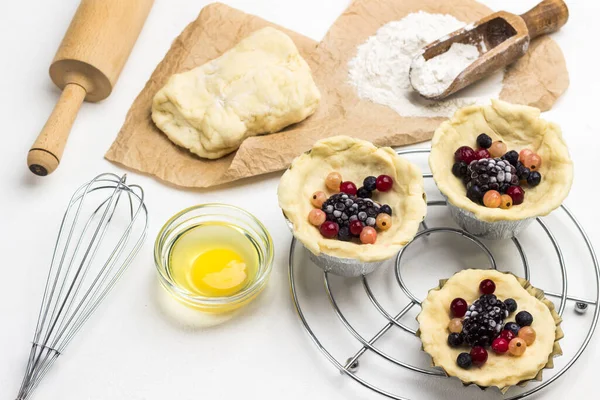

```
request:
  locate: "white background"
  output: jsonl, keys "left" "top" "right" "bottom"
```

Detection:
{"left": 1, "top": 1, "right": 599, "bottom": 399}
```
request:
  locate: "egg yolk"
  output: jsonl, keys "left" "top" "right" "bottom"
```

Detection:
{"left": 189, "top": 248, "right": 248, "bottom": 297}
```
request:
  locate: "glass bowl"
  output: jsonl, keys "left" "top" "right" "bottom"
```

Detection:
{"left": 154, "top": 204, "right": 274, "bottom": 313}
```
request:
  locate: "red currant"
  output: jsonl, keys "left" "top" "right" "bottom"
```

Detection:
{"left": 319, "top": 221, "right": 339, "bottom": 238}
{"left": 450, "top": 298, "right": 468, "bottom": 318}
{"left": 474, "top": 148, "right": 490, "bottom": 160}
{"left": 506, "top": 185, "right": 525, "bottom": 205}
{"left": 340, "top": 181, "right": 357, "bottom": 195}
{"left": 454, "top": 146, "right": 477, "bottom": 164}
{"left": 349, "top": 220, "right": 365, "bottom": 236}
{"left": 479, "top": 279, "right": 496, "bottom": 294}
{"left": 500, "top": 330, "right": 516, "bottom": 341}
{"left": 491, "top": 337, "right": 509, "bottom": 354}
{"left": 375, "top": 175, "right": 393, "bottom": 192}
{"left": 470, "top": 346, "right": 488, "bottom": 366}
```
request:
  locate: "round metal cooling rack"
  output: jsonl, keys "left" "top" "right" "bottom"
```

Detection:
{"left": 288, "top": 149, "right": 600, "bottom": 400}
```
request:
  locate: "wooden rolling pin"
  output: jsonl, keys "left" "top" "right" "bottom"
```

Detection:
{"left": 28, "top": 0, "right": 154, "bottom": 176}
{"left": 409, "top": 0, "right": 568, "bottom": 100}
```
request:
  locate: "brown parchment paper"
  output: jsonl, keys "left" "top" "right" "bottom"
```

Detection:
{"left": 105, "top": 1, "right": 569, "bottom": 189}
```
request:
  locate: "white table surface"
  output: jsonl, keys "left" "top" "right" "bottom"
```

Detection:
{"left": 1, "top": 1, "right": 599, "bottom": 399}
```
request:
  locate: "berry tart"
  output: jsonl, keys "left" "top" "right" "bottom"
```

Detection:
{"left": 429, "top": 100, "right": 573, "bottom": 239}
{"left": 278, "top": 136, "right": 426, "bottom": 276}
{"left": 417, "top": 269, "right": 563, "bottom": 393}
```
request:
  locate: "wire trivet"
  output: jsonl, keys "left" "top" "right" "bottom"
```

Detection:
{"left": 288, "top": 149, "right": 599, "bottom": 400}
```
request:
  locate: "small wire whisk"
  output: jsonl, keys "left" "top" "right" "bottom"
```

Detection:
{"left": 16, "top": 173, "right": 148, "bottom": 400}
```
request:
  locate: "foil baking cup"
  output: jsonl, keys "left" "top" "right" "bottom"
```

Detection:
{"left": 283, "top": 213, "right": 386, "bottom": 277}
{"left": 446, "top": 199, "right": 534, "bottom": 240}
{"left": 416, "top": 271, "right": 563, "bottom": 394}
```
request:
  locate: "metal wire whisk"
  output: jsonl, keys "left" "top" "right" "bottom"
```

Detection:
{"left": 16, "top": 173, "right": 148, "bottom": 400}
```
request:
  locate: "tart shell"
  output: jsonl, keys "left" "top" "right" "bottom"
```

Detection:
{"left": 416, "top": 269, "right": 563, "bottom": 393}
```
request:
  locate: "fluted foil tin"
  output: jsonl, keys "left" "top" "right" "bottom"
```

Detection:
{"left": 446, "top": 199, "right": 534, "bottom": 240}
{"left": 284, "top": 213, "right": 386, "bottom": 277}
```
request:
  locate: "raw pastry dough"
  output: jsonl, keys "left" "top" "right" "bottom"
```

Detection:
{"left": 152, "top": 27, "right": 321, "bottom": 159}
{"left": 278, "top": 136, "right": 427, "bottom": 262}
{"left": 417, "top": 269, "right": 562, "bottom": 391}
{"left": 429, "top": 100, "right": 573, "bottom": 222}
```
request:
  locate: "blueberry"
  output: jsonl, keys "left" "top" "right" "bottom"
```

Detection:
{"left": 467, "top": 185, "right": 484, "bottom": 203}
{"left": 356, "top": 187, "right": 372, "bottom": 198}
{"left": 452, "top": 161, "right": 468, "bottom": 178}
{"left": 379, "top": 205, "right": 392, "bottom": 216}
{"left": 527, "top": 171, "right": 542, "bottom": 187}
{"left": 504, "top": 322, "right": 520, "bottom": 335}
{"left": 337, "top": 226, "right": 352, "bottom": 241}
{"left": 447, "top": 333, "right": 463, "bottom": 348}
{"left": 517, "top": 164, "right": 530, "bottom": 181}
{"left": 515, "top": 311, "right": 533, "bottom": 327}
{"left": 502, "top": 150, "right": 519, "bottom": 166}
{"left": 457, "top": 353, "right": 472, "bottom": 369}
{"left": 504, "top": 298, "right": 518, "bottom": 314}
{"left": 363, "top": 176, "right": 377, "bottom": 192}
{"left": 476, "top": 133, "right": 493, "bottom": 149}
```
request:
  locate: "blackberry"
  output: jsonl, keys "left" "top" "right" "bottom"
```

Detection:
{"left": 499, "top": 183, "right": 511, "bottom": 194}
{"left": 462, "top": 294, "right": 508, "bottom": 347}
{"left": 504, "top": 298, "right": 518, "bottom": 314}
{"left": 448, "top": 333, "right": 464, "bottom": 348}
{"left": 515, "top": 311, "right": 533, "bottom": 327}
{"left": 357, "top": 187, "right": 372, "bottom": 198}
{"left": 465, "top": 158, "right": 518, "bottom": 194}
{"left": 363, "top": 176, "right": 377, "bottom": 192}
{"left": 452, "top": 161, "right": 468, "bottom": 178}
{"left": 322, "top": 194, "right": 357, "bottom": 227}
{"left": 476, "top": 133, "right": 493, "bottom": 149}
{"left": 502, "top": 150, "right": 519, "bottom": 166}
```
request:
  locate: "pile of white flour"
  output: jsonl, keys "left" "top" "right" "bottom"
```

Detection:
{"left": 347, "top": 11, "right": 503, "bottom": 118}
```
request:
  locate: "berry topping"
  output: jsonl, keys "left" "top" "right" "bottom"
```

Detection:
{"left": 475, "top": 148, "right": 491, "bottom": 160}
{"left": 508, "top": 337, "right": 527, "bottom": 356}
{"left": 500, "top": 329, "right": 516, "bottom": 341}
{"left": 340, "top": 181, "right": 358, "bottom": 195}
{"left": 499, "top": 194, "right": 513, "bottom": 209}
{"left": 483, "top": 190, "right": 501, "bottom": 208}
{"left": 465, "top": 158, "right": 518, "bottom": 196}
{"left": 527, "top": 171, "right": 542, "bottom": 187}
{"left": 515, "top": 311, "right": 533, "bottom": 327}
{"left": 504, "top": 322, "right": 520, "bottom": 336}
{"left": 452, "top": 161, "right": 468, "bottom": 178}
{"left": 462, "top": 294, "right": 507, "bottom": 347}
{"left": 349, "top": 220, "right": 364, "bottom": 236}
{"left": 476, "top": 133, "right": 493, "bottom": 149}
{"left": 363, "top": 176, "right": 377, "bottom": 192}
{"left": 523, "top": 153, "right": 542, "bottom": 171}
{"left": 376, "top": 213, "right": 392, "bottom": 230}
{"left": 450, "top": 298, "right": 468, "bottom": 318}
{"left": 470, "top": 346, "right": 488, "bottom": 366}
{"left": 504, "top": 298, "right": 518, "bottom": 313}
{"left": 375, "top": 175, "right": 394, "bottom": 192}
{"left": 492, "top": 337, "right": 509, "bottom": 354}
{"left": 308, "top": 209, "right": 326, "bottom": 226}
{"left": 326, "top": 172, "right": 342, "bottom": 192}
{"left": 457, "top": 352, "right": 472, "bottom": 369}
{"left": 319, "top": 221, "right": 339, "bottom": 238}
{"left": 356, "top": 187, "right": 372, "bottom": 198}
{"left": 448, "top": 318, "right": 463, "bottom": 333}
{"left": 519, "top": 149, "right": 533, "bottom": 162}
{"left": 518, "top": 326, "right": 536, "bottom": 345}
{"left": 506, "top": 185, "right": 525, "bottom": 205}
{"left": 489, "top": 141, "right": 507, "bottom": 158}
{"left": 454, "top": 146, "right": 477, "bottom": 164}
{"left": 448, "top": 333, "right": 464, "bottom": 348}
{"left": 502, "top": 150, "right": 519, "bottom": 167}
{"left": 311, "top": 191, "right": 327, "bottom": 208}
{"left": 360, "top": 226, "right": 377, "bottom": 244}
{"left": 479, "top": 279, "right": 496, "bottom": 294}
{"left": 379, "top": 204, "right": 392, "bottom": 216}
{"left": 337, "top": 226, "right": 352, "bottom": 241}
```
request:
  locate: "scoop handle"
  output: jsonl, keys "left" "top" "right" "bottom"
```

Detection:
{"left": 521, "top": 0, "right": 569, "bottom": 40}
{"left": 28, "top": 83, "right": 87, "bottom": 176}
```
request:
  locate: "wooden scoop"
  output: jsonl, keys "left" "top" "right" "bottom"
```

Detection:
{"left": 28, "top": 0, "right": 154, "bottom": 176}
{"left": 409, "top": 0, "right": 568, "bottom": 101}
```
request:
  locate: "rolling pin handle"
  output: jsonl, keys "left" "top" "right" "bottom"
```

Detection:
{"left": 521, "top": 0, "right": 569, "bottom": 40}
{"left": 28, "top": 83, "right": 87, "bottom": 176}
